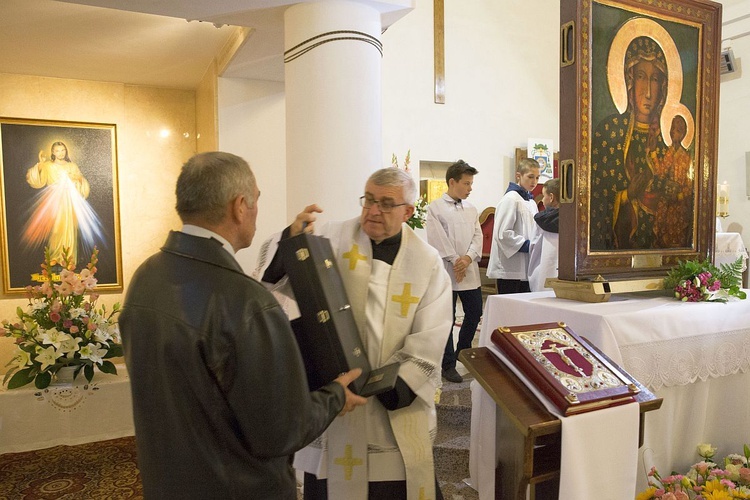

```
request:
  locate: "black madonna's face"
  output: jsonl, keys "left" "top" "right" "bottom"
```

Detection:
{"left": 632, "top": 60, "right": 664, "bottom": 123}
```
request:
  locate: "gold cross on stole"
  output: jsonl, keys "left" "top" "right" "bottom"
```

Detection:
{"left": 343, "top": 244, "right": 367, "bottom": 270}
{"left": 392, "top": 283, "right": 419, "bottom": 317}
{"left": 333, "top": 444, "right": 363, "bottom": 480}
{"left": 419, "top": 486, "right": 432, "bottom": 500}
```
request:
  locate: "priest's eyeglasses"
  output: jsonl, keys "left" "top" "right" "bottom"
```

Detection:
{"left": 359, "top": 195, "right": 407, "bottom": 213}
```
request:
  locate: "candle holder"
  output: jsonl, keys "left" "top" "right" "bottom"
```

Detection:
{"left": 717, "top": 182, "right": 730, "bottom": 218}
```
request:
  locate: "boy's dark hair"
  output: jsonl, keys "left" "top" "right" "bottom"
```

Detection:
{"left": 543, "top": 178, "right": 560, "bottom": 199}
{"left": 445, "top": 159, "right": 478, "bottom": 184}
{"left": 516, "top": 158, "right": 541, "bottom": 174}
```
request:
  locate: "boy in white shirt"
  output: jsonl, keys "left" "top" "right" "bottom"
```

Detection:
{"left": 487, "top": 158, "right": 540, "bottom": 293}
{"left": 426, "top": 160, "right": 483, "bottom": 383}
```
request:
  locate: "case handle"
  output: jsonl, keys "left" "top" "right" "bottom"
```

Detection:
{"left": 561, "top": 159, "right": 575, "bottom": 203}
{"left": 561, "top": 21, "right": 575, "bottom": 67}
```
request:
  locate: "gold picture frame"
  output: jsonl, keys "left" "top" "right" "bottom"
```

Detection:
{"left": 559, "top": 0, "right": 721, "bottom": 282}
{"left": 0, "top": 117, "right": 122, "bottom": 294}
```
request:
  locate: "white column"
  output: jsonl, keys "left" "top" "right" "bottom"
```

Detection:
{"left": 284, "top": 1, "right": 382, "bottom": 224}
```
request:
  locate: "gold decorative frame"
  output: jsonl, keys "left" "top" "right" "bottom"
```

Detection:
{"left": 559, "top": 0, "right": 721, "bottom": 282}
{"left": 0, "top": 117, "right": 122, "bottom": 294}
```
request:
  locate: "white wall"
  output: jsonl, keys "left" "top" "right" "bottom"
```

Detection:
{"left": 381, "top": 0, "right": 560, "bottom": 213}
{"left": 218, "top": 78, "right": 287, "bottom": 273}
{"left": 717, "top": 1, "right": 750, "bottom": 241}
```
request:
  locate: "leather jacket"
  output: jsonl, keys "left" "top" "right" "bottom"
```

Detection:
{"left": 121, "top": 231, "right": 345, "bottom": 499}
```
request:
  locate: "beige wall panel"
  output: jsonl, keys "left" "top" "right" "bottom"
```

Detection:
{"left": 0, "top": 73, "right": 196, "bottom": 367}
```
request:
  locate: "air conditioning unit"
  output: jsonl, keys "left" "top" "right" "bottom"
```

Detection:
{"left": 720, "top": 48, "right": 737, "bottom": 75}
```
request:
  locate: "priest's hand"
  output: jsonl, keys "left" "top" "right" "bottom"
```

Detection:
{"left": 334, "top": 368, "right": 368, "bottom": 416}
{"left": 291, "top": 204, "right": 323, "bottom": 236}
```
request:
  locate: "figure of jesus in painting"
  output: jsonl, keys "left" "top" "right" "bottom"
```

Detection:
{"left": 22, "top": 141, "right": 103, "bottom": 264}
{"left": 651, "top": 114, "right": 694, "bottom": 248}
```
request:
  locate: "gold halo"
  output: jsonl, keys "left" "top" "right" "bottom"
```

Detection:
{"left": 606, "top": 17, "right": 692, "bottom": 145}
{"left": 660, "top": 101, "right": 695, "bottom": 149}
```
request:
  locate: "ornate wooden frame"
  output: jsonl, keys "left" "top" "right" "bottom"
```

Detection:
{"left": 558, "top": 0, "right": 721, "bottom": 281}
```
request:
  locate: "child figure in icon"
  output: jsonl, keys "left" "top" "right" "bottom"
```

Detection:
{"left": 650, "top": 114, "right": 694, "bottom": 248}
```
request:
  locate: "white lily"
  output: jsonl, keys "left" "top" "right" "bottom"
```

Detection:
{"left": 36, "top": 345, "right": 61, "bottom": 371}
{"left": 11, "top": 348, "right": 32, "bottom": 370}
{"left": 41, "top": 328, "right": 73, "bottom": 349}
{"left": 79, "top": 343, "right": 107, "bottom": 365}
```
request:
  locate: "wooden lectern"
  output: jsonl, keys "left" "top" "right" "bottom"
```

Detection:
{"left": 459, "top": 346, "right": 661, "bottom": 500}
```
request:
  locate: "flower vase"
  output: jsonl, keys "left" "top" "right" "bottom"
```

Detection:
{"left": 51, "top": 366, "right": 78, "bottom": 386}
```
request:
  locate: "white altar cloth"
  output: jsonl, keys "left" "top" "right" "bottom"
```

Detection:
{"left": 0, "top": 364, "right": 134, "bottom": 454}
{"left": 469, "top": 291, "right": 750, "bottom": 498}
{"left": 715, "top": 232, "right": 748, "bottom": 270}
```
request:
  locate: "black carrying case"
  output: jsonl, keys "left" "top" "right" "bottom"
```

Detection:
{"left": 279, "top": 233, "right": 398, "bottom": 397}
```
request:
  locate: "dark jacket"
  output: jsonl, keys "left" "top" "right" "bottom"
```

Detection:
{"left": 534, "top": 207, "right": 560, "bottom": 233}
{"left": 120, "top": 231, "right": 345, "bottom": 499}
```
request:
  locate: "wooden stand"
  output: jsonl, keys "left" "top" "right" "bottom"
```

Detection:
{"left": 459, "top": 346, "right": 662, "bottom": 499}
{"left": 545, "top": 277, "right": 665, "bottom": 303}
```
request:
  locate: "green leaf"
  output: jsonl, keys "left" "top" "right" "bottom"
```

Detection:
{"left": 7, "top": 367, "right": 36, "bottom": 389}
{"left": 84, "top": 364, "right": 94, "bottom": 383}
{"left": 716, "top": 256, "right": 744, "bottom": 289}
{"left": 99, "top": 360, "right": 117, "bottom": 375}
{"left": 34, "top": 371, "right": 51, "bottom": 389}
{"left": 103, "top": 343, "right": 123, "bottom": 358}
{"left": 3, "top": 365, "right": 18, "bottom": 385}
{"left": 744, "top": 444, "right": 750, "bottom": 461}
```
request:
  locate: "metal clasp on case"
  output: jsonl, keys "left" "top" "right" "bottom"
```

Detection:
{"left": 316, "top": 310, "right": 330, "bottom": 323}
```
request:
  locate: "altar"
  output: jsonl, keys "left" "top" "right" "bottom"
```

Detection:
{"left": 0, "top": 365, "right": 134, "bottom": 454}
{"left": 469, "top": 291, "right": 750, "bottom": 498}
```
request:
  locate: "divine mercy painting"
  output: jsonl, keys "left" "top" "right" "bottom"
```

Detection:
{"left": 0, "top": 118, "right": 122, "bottom": 293}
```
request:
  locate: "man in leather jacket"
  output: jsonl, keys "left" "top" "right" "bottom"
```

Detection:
{"left": 120, "top": 152, "right": 366, "bottom": 499}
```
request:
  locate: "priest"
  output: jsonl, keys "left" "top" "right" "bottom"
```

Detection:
{"left": 256, "top": 167, "right": 452, "bottom": 500}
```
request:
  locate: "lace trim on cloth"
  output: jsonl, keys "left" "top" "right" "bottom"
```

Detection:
{"left": 390, "top": 353, "right": 442, "bottom": 389}
{"left": 714, "top": 249, "right": 748, "bottom": 272}
{"left": 620, "top": 328, "right": 750, "bottom": 390}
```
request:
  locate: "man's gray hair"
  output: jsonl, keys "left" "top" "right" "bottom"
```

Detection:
{"left": 176, "top": 152, "right": 256, "bottom": 224}
{"left": 367, "top": 168, "right": 417, "bottom": 205}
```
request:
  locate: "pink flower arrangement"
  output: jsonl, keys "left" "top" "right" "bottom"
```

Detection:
{"left": 673, "top": 272, "right": 723, "bottom": 302}
{"left": 637, "top": 443, "right": 750, "bottom": 499}
{"left": 664, "top": 258, "right": 746, "bottom": 303}
{"left": 2, "top": 247, "right": 121, "bottom": 389}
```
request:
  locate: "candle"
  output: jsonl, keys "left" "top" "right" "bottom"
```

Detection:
{"left": 717, "top": 181, "right": 729, "bottom": 217}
